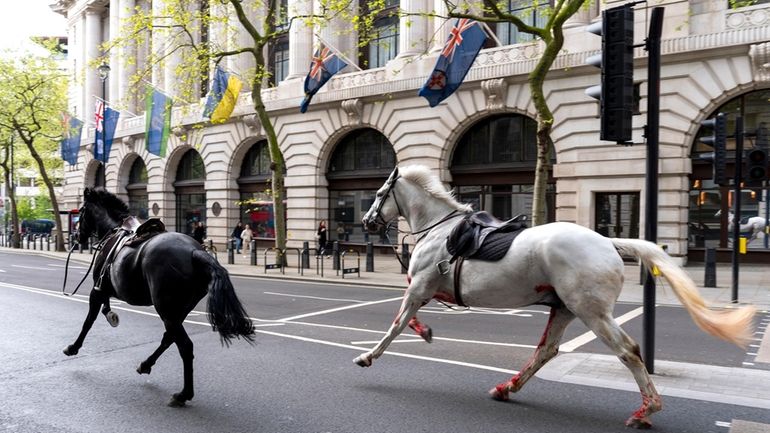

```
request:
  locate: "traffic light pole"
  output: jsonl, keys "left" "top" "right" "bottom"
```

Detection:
{"left": 642, "top": 6, "right": 664, "bottom": 375}
{"left": 732, "top": 116, "right": 744, "bottom": 303}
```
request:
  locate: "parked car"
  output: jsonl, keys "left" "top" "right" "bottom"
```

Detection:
{"left": 21, "top": 219, "right": 55, "bottom": 235}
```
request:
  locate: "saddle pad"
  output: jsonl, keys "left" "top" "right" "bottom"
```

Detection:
{"left": 468, "top": 229, "right": 524, "bottom": 261}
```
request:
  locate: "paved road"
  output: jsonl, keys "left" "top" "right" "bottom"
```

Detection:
{"left": 0, "top": 252, "right": 768, "bottom": 433}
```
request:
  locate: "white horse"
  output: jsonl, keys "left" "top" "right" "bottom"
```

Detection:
{"left": 356, "top": 166, "right": 755, "bottom": 429}
{"left": 715, "top": 209, "right": 768, "bottom": 244}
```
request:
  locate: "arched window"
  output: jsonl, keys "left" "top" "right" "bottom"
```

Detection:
{"left": 327, "top": 128, "right": 397, "bottom": 244}
{"left": 451, "top": 114, "right": 555, "bottom": 222}
{"left": 238, "top": 140, "right": 280, "bottom": 239}
{"left": 174, "top": 150, "right": 206, "bottom": 236}
{"left": 689, "top": 89, "right": 770, "bottom": 251}
{"left": 93, "top": 163, "right": 106, "bottom": 188}
{"left": 126, "top": 158, "right": 148, "bottom": 219}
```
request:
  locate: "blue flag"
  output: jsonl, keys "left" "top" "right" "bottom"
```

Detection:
{"left": 418, "top": 19, "right": 487, "bottom": 107}
{"left": 300, "top": 43, "right": 348, "bottom": 113}
{"left": 145, "top": 87, "right": 172, "bottom": 157}
{"left": 60, "top": 113, "right": 83, "bottom": 165}
{"left": 94, "top": 106, "right": 119, "bottom": 163}
{"left": 203, "top": 66, "right": 243, "bottom": 123}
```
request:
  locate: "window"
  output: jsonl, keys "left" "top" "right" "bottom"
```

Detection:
{"left": 199, "top": 1, "right": 210, "bottom": 97}
{"left": 359, "top": 0, "right": 399, "bottom": 69}
{"left": 268, "top": 36, "right": 290, "bottom": 86}
{"left": 328, "top": 129, "right": 396, "bottom": 175}
{"left": 240, "top": 140, "right": 272, "bottom": 179}
{"left": 452, "top": 114, "right": 545, "bottom": 168}
{"left": 127, "top": 158, "right": 148, "bottom": 219}
{"left": 175, "top": 150, "right": 205, "bottom": 182}
{"left": 495, "top": 0, "right": 550, "bottom": 46}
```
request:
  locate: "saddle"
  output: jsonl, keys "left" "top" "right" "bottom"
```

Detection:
{"left": 446, "top": 211, "right": 527, "bottom": 263}
{"left": 123, "top": 217, "right": 166, "bottom": 247}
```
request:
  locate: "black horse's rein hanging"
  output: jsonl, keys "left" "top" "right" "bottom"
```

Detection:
{"left": 61, "top": 231, "right": 110, "bottom": 297}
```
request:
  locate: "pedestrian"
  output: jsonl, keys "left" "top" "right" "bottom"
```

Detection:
{"left": 231, "top": 221, "right": 244, "bottom": 254}
{"left": 240, "top": 223, "right": 253, "bottom": 255}
{"left": 316, "top": 220, "right": 328, "bottom": 257}
{"left": 193, "top": 221, "right": 206, "bottom": 245}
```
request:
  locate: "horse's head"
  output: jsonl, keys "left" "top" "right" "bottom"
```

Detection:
{"left": 78, "top": 187, "right": 130, "bottom": 244}
{"left": 362, "top": 167, "right": 401, "bottom": 233}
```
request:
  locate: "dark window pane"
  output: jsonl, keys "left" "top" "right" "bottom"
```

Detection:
{"left": 176, "top": 150, "right": 205, "bottom": 181}
{"left": 330, "top": 129, "right": 395, "bottom": 174}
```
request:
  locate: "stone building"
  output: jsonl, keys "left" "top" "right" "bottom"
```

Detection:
{"left": 51, "top": 0, "right": 770, "bottom": 262}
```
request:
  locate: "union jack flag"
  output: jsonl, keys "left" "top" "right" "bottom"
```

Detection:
{"left": 418, "top": 19, "right": 487, "bottom": 107}
{"left": 300, "top": 43, "right": 348, "bottom": 113}
{"left": 94, "top": 99, "right": 105, "bottom": 132}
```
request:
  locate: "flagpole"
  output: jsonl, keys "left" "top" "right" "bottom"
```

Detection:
{"left": 91, "top": 95, "right": 138, "bottom": 117}
{"left": 478, "top": 22, "right": 502, "bottom": 47}
{"left": 314, "top": 33, "right": 363, "bottom": 72}
{"left": 140, "top": 79, "right": 189, "bottom": 104}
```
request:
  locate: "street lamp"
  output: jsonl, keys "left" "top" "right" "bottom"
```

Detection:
{"left": 96, "top": 63, "right": 110, "bottom": 166}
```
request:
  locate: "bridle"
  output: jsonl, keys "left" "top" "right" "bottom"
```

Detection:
{"left": 61, "top": 204, "right": 111, "bottom": 297}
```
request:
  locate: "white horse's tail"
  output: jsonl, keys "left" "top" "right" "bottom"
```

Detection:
{"left": 611, "top": 238, "right": 756, "bottom": 348}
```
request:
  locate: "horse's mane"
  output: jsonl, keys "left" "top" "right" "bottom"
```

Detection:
{"left": 87, "top": 188, "right": 130, "bottom": 221}
{"left": 398, "top": 165, "right": 473, "bottom": 212}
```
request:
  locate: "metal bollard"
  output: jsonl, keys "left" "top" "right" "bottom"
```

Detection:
{"left": 301, "top": 241, "right": 310, "bottom": 269}
{"left": 704, "top": 247, "right": 717, "bottom": 288}
{"left": 332, "top": 241, "right": 340, "bottom": 270}
{"left": 401, "top": 242, "right": 410, "bottom": 274}
{"left": 47, "top": 235, "right": 51, "bottom": 251}
{"left": 366, "top": 242, "right": 374, "bottom": 272}
{"left": 33, "top": 235, "right": 37, "bottom": 250}
{"left": 228, "top": 238, "right": 235, "bottom": 265}
{"left": 250, "top": 240, "right": 257, "bottom": 266}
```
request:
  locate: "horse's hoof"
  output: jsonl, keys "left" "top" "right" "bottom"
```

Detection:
{"left": 63, "top": 345, "right": 79, "bottom": 356}
{"left": 625, "top": 416, "right": 652, "bottom": 429}
{"left": 421, "top": 327, "right": 433, "bottom": 343}
{"left": 489, "top": 386, "right": 510, "bottom": 402}
{"left": 168, "top": 393, "right": 191, "bottom": 407}
{"left": 105, "top": 311, "right": 119, "bottom": 327}
{"left": 354, "top": 354, "right": 372, "bottom": 367}
{"left": 137, "top": 363, "right": 152, "bottom": 375}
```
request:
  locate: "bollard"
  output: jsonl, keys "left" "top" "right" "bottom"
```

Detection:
{"left": 250, "top": 240, "right": 257, "bottom": 266}
{"left": 26, "top": 235, "right": 30, "bottom": 249}
{"left": 228, "top": 238, "right": 235, "bottom": 265}
{"left": 301, "top": 241, "right": 310, "bottom": 269}
{"left": 704, "top": 247, "right": 717, "bottom": 287}
{"left": 47, "top": 235, "right": 51, "bottom": 251}
{"left": 366, "top": 242, "right": 374, "bottom": 272}
{"left": 33, "top": 235, "right": 37, "bottom": 250}
{"left": 401, "top": 242, "right": 410, "bottom": 274}
{"left": 332, "top": 241, "right": 340, "bottom": 270}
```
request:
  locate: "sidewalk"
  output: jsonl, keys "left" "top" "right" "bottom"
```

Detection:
{"left": 3, "top": 245, "right": 770, "bottom": 413}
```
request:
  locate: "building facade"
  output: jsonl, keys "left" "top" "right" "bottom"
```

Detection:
{"left": 51, "top": 0, "right": 770, "bottom": 262}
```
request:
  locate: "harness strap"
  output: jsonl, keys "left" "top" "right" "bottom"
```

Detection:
{"left": 453, "top": 256, "right": 466, "bottom": 307}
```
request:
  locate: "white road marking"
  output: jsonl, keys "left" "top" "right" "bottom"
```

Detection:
{"left": 263, "top": 291, "right": 368, "bottom": 303}
{"left": 11, "top": 265, "right": 55, "bottom": 271}
{"left": 48, "top": 264, "right": 89, "bottom": 269}
{"left": 715, "top": 420, "right": 731, "bottom": 428}
{"left": 275, "top": 296, "right": 403, "bottom": 322}
{"left": 559, "top": 306, "right": 644, "bottom": 353}
{"left": 0, "top": 269, "right": 5, "bottom": 272}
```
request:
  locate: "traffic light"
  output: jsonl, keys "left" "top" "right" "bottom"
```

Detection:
{"left": 586, "top": 4, "right": 635, "bottom": 144}
{"left": 699, "top": 113, "right": 727, "bottom": 186}
{"left": 745, "top": 147, "right": 768, "bottom": 184}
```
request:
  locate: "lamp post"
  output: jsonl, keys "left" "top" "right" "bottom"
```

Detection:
{"left": 97, "top": 63, "right": 110, "bottom": 164}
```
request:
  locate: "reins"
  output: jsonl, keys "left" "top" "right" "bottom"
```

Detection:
{"left": 61, "top": 230, "right": 113, "bottom": 297}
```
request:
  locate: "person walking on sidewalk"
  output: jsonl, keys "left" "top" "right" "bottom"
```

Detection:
{"left": 240, "top": 224, "right": 253, "bottom": 255}
{"left": 231, "top": 221, "right": 244, "bottom": 254}
{"left": 316, "top": 220, "right": 329, "bottom": 257}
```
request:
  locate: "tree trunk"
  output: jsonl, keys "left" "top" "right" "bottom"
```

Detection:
{"left": 0, "top": 150, "right": 20, "bottom": 248}
{"left": 22, "top": 138, "right": 65, "bottom": 251}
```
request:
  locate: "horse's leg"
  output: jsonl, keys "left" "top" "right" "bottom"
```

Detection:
{"left": 101, "top": 299, "right": 119, "bottom": 327}
{"left": 582, "top": 313, "right": 661, "bottom": 429}
{"left": 490, "top": 306, "right": 574, "bottom": 400}
{"left": 166, "top": 321, "right": 195, "bottom": 407}
{"left": 63, "top": 289, "right": 109, "bottom": 356}
{"left": 408, "top": 316, "right": 432, "bottom": 343}
{"left": 354, "top": 294, "right": 424, "bottom": 367}
{"left": 136, "top": 331, "right": 173, "bottom": 375}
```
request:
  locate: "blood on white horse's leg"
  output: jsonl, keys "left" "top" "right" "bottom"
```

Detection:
{"left": 408, "top": 316, "right": 432, "bottom": 343}
{"left": 583, "top": 313, "right": 661, "bottom": 429}
{"left": 354, "top": 294, "right": 423, "bottom": 367}
{"left": 490, "top": 306, "right": 574, "bottom": 400}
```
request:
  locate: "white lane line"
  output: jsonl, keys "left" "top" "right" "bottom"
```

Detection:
{"left": 255, "top": 329, "right": 519, "bottom": 375}
{"left": 11, "top": 265, "right": 56, "bottom": 271}
{"left": 351, "top": 338, "right": 424, "bottom": 345}
{"left": 48, "top": 264, "right": 89, "bottom": 269}
{"left": 1, "top": 281, "right": 517, "bottom": 375}
{"left": 263, "top": 291, "right": 368, "bottom": 303}
{"left": 275, "top": 296, "right": 403, "bottom": 322}
{"left": 715, "top": 421, "right": 730, "bottom": 428}
{"left": 0, "top": 269, "right": 5, "bottom": 273}
{"left": 559, "top": 306, "right": 644, "bottom": 353}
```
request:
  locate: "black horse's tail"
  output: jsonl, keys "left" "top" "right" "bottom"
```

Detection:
{"left": 193, "top": 250, "right": 255, "bottom": 346}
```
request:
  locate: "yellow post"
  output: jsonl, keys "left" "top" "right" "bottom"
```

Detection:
{"left": 739, "top": 237, "right": 747, "bottom": 254}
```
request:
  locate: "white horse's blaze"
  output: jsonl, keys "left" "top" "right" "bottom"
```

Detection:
{"left": 356, "top": 165, "right": 756, "bottom": 429}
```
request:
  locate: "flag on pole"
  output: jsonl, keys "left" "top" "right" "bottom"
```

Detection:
{"left": 418, "top": 18, "right": 487, "bottom": 107}
{"left": 300, "top": 43, "right": 348, "bottom": 113}
{"left": 145, "top": 87, "right": 172, "bottom": 157}
{"left": 202, "top": 66, "right": 243, "bottom": 123}
{"left": 94, "top": 99, "right": 119, "bottom": 163}
{"left": 60, "top": 113, "right": 83, "bottom": 165}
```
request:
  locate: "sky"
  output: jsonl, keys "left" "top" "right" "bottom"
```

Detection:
{"left": 0, "top": 1, "right": 67, "bottom": 52}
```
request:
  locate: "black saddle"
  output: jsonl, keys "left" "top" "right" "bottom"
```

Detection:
{"left": 124, "top": 218, "right": 166, "bottom": 247}
{"left": 446, "top": 212, "right": 527, "bottom": 263}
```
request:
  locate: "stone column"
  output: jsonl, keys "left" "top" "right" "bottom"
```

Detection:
{"left": 151, "top": 0, "right": 165, "bottom": 88}
{"left": 84, "top": 6, "right": 104, "bottom": 128}
{"left": 430, "top": 0, "right": 450, "bottom": 52}
{"left": 286, "top": 0, "right": 313, "bottom": 80}
{"left": 118, "top": 0, "right": 137, "bottom": 112}
{"left": 397, "top": 0, "right": 429, "bottom": 58}
{"left": 228, "top": 3, "right": 257, "bottom": 82}
{"left": 317, "top": 0, "right": 357, "bottom": 69}
{"left": 108, "top": 1, "right": 120, "bottom": 105}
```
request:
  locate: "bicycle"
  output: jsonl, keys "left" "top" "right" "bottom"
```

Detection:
{"left": 202, "top": 239, "right": 218, "bottom": 262}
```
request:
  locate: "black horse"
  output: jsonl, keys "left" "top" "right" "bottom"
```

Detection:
{"left": 64, "top": 188, "right": 255, "bottom": 406}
